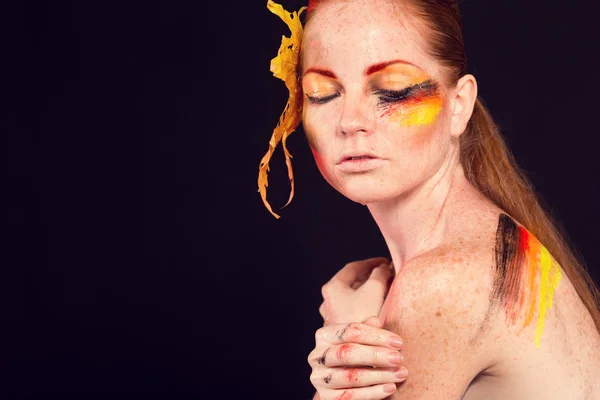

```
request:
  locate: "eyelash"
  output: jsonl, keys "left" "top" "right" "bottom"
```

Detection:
{"left": 375, "top": 88, "right": 413, "bottom": 105}
{"left": 306, "top": 93, "right": 341, "bottom": 104}
{"left": 305, "top": 87, "right": 415, "bottom": 105}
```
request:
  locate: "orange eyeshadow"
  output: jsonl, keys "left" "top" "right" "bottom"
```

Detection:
{"left": 380, "top": 82, "right": 443, "bottom": 127}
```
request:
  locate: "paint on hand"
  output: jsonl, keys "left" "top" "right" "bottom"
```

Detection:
{"left": 334, "top": 391, "right": 353, "bottom": 400}
{"left": 490, "top": 214, "right": 562, "bottom": 347}
{"left": 380, "top": 80, "right": 443, "bottom": 127}
{"left": 346, "top": 368, "right": 359, "bottom": 383}
{"left": 336, "top": 343, "right": 353, "bottom": 360}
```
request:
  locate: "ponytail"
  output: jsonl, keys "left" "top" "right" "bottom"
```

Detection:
{"left": 462, "top": 98, "right": 600, "bottom": 332}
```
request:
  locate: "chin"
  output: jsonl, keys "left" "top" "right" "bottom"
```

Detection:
{"left": 335, "top": 179, "right": 404, "bottom": 205}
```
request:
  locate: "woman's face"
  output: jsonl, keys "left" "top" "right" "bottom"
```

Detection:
{"left": 301, "top": 0, "right": 456, "bottom": 205}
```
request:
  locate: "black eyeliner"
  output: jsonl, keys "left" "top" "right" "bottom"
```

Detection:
{"left": 376, "top": 79, "right": 439, "bottom": 105}
{"left": 306, "top": 93, "right": 340, "bottom": 104}
{"left": 304, "top": 79, "right": 439, "bottom": 105}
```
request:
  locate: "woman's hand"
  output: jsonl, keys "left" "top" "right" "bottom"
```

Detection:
{"left": 320, "top": 258, "right": 394, "bottom": 326}
{"left": 308, "top": 317, "right": 407, "bottom": 400}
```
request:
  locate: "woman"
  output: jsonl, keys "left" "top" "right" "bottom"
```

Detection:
{"left": 259, "top": 0, "right": 600, "bottom": 399}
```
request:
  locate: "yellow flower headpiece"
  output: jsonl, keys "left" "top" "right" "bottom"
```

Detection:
{"left": 258, "top": 0, "right": 307, "bottom": 219}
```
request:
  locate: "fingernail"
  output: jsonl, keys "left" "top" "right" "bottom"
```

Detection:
{"left": 389, "top": 336, "right": 403, "bottom": 349}
{"left": 388, "top": 352, "right": 403, "bottom": 365}
{"left": 383, "top": 383, "right": 397, "bottom": 393}
{"left": 395, "top": 366, "right": 408, "bottom": 379}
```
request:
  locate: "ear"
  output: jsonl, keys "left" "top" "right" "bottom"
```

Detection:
{"left": 449, "top": 74, "right": 477, "bottom": 138}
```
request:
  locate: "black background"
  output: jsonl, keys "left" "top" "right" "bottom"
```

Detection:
{"left": 3, "top": 0, "right": 599, "bottom": 399}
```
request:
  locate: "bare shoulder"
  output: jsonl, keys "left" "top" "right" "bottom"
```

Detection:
{"left": 380, "top": 229, "right": 499, "bottom": 397}
{"left": 382, "top": 210, "right": 600, "bottom": 398}
{"left": 384, "top": 238, "right": 495, "bottom": 337}
{"left": 382, "top": 205, "right": 500, "bottom": 341}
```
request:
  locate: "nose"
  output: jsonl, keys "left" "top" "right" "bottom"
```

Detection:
{"left": 338, "top": 96, "right": 374, "bottom": 136}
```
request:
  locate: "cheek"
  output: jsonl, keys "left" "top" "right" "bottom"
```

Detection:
{"left": 303, "top": 110, "right": 342, "bottom": 188}
{"left": 309, "top": 137, "right": 340, "bottom": 190}
{"left": 310, "top": 147, "right": 328, "bottom": 170}
{"left": 378, "top": 104, "right": 450, "bottom": 180}
{"left": 381, "top": 97, "right": 444, "bottom": 128}
{"left": 379, "top": 97, "right": 448, "bottom": 157}
{"left": 302, "top": 107, "right": 333, "bottom": 153}
{"left": 303, "top": 122, "right": 319, "bottom": 151}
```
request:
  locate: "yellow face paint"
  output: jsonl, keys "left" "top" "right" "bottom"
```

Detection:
{"left": 367, "top": 63, "right": 444, "bottom": 127}
{"left": 383, "top": 93, "right": 444, "bottom": 127}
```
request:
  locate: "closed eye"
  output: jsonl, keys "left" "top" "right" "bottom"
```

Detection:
{"left": 375, "top": 88, "right": 413, "bottom": 104}
{"left": 306, "top": 92, "right": 341, "bottom": 105}
{"left": 375, "top": 80, "right": 439, "bottom": 105}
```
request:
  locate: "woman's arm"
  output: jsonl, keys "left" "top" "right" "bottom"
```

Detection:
{"left": 308, "top": 258, "right": 406, "bottom": 400}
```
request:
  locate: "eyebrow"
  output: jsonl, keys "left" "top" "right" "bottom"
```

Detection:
{"left": 365, "top": 60, "right": 415, "bottom": 76}
{"left": 303, "top": 67, "right": 337, "bottom": 79}
{"left": 303, "top": 60, "right": 417, "bottom": 79}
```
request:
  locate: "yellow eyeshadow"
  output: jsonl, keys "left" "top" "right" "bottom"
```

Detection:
{"left": 372, "top": 64, "right": 431, "bottom": 88}
{"left": 385, "top": 96, "right": 443, "bottom": 127}
{"left": 302, "top": 75, "right": 337, "bottom": 96}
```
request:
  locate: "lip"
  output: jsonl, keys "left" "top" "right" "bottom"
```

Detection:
{"left": 336, "top": 154, "right": 386, "bottom": 173}
{"left": 338, "top": 152, "right": 381, "bottom": 164}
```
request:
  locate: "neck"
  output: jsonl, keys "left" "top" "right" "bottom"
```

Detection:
{"left": 367, "top": 150, "right": 467, "bottom": 271}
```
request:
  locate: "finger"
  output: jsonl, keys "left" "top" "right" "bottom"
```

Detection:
{"left": 370, "top": 263, "right": 395, "bottom": 285}
{"left": 360, "top": 265, "right": 394, "bottom": 297}
{"left": 319, "top": 302, "right": 327, "bottom": 319}
{"left": 331, "top": 257, "right": 389, "bottom": 287}
{"left": 318, "top": 384, "right": 398, "bottom": 400}
{"left": 361, "top": 316, "right": 383, "bottom": 328}
{"left": 319, "top": 343, "right": 404, "bottom": 368}
{"left": 320, "top": 303, "right": 332, "bottom": 326}
{"left": 309, "top": 324, "right": 403, "bottom": 367}
{"left": 321, "top": 323, "right": 403, "bottom": 349}
{"left": 312, "top": 366, "right": 408, "bottom": 390}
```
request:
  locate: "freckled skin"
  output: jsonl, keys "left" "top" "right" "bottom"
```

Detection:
{"left": 378, "top": 209, "right": 600, "bottom": 399}
{"left": 301, "top": 1, "right": 452, "bottom": 206}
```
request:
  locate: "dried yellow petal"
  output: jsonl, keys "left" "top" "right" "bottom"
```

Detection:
{"left": 258, "top": 1, "right": 307, "bottom": 218}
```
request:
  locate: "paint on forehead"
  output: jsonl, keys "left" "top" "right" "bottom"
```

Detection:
{"left": 380, "top": 81, "right": 443, "bottom": 127}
